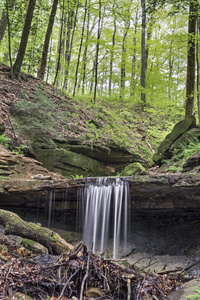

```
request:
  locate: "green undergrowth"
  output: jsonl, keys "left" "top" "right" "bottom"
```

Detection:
{"left": 11, "top": 86, "right": 185, "bottom": 162}
{"left": 162, "top": 137, "right": 200, "bottom": 173}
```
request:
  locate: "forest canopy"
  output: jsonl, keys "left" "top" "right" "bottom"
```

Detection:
{"left": 0, "top": 0, "right": 198, "bottom": 114}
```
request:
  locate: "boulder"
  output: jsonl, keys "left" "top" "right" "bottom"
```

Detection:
{"left": 33, "top": 148, "right": 128, "bottom": 177}
{"left": 172, "top": 127, "right": 200, "bottom": 149}
{"left": 153, "top": 116, "right": 196, "bottom": 165}
{"left": 119, "top": 162, "right": 146, "bottom": 176}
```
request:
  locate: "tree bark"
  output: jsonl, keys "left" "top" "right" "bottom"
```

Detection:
{"left": 120, "top": 21, "right": 130, "bottom": 98}
{"left": 13, "top": 0, "right": 37, "bottom": 77}
{"left": 0, "top": 209, "right": 73, "bottom": 255}
{"left": 6, "top": 0, "right": 13, "bottom": 78}
{"left": 197, "top": 13, "right": 200, "bottom": 125}
{"left": 0, "top": 9, "right": 7, "bottom": 43}
{"left": 73, "top": 0, "right": 88, "bottom": 97}
{"left": 109, "top": 4, "right": 117, "bottom": 96}
{"left": 82, "top": 1, "right": 91, "bottom": 94}
{"left": 94, "top": 0, "right": 102, "bottom": 103}
{"left": 140, "top": 0, "right": 146, "bottom": 106}
{"left": 63, "top": 0, "right": 79, "bottom": 90}
{"left": 53, "top": 1, "right": 64, "bottom": 86}
{"left": 37, "top": 0, "right": 58, "bottom": 80}
{"left": 185, "top": 0, "right": 198, "bottom": 118}
{"left": 131, "top": 8, "right": 138, "bottom": 97}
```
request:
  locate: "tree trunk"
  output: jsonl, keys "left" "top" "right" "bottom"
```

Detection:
{"left": 120, "top": 21, "right": 130, "bottom": 98}
{"left": 53, "top": 2, "right": 64, "bottom": 86}
{"left": 94, "top": 0, "right": 102, "bottom": 103}
{"left": 140, "top": 0, "right": 146, "bottom": 106}
{"left": 0, "top": 209, "right": 73, "bottom": 255}
{"left": 73, "top": 0, "right": 88, "bottom": 97}
{"left": 185, "top": 0, "right": 198, "bottom": 118}
{"left": 109, "top": 4, "right": 116, "bottom": 96}
{"left": 0, "top": 9, "right": 7, "bottom": 43}
{"left": 6, "top": 0, "right": 13, "bottom": 78}
{"left": 37, "top": 0, "right": 58, "bottom": 80}
{"left": 131, "top": 8, "right": 138, "bottom": 97}
{"left": 197, "top": 13, "right": 200, "bottom": 124}
{"left": 13, "top": 0, "right": 36, "bottom": 77}
{"left": 82, "top": 1, "right": 90, "bottom": 94}
{"left": 63, "top": 0, "right": 79, "bottom": 90}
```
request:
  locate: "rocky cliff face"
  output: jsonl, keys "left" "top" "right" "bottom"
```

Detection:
{"left": 1, "top": 146, "right": 200, "bottom": 211}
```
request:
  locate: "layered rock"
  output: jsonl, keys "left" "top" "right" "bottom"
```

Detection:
{"left": 153, "top": 116, "right": 196, "bottom": 165}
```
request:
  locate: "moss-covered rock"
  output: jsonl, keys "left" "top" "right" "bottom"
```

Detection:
{"left": 153, "top": 116, "right": 196, "bottom": 165}
{"left": 119, "top": 162, "right": 146, "bottom": 176}
{"left": 172, "top": 128, "right": 200, "bottom": 149}
{"left": 34, "top": 148, "right": 124, "bottom": 177}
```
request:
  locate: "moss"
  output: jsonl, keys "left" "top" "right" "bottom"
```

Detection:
{"left": 120, "top": 162, "right": 146, "bottom": 176}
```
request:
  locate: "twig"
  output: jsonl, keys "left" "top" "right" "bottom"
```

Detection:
{"left": 156, "top": 267, "right": 183, "bottom": 275}
{"left": 153, "top": 283, "right": 171, "bottom": 300}
{"left": 80, "top": 250, "right": 92, "bottom": 300}
{"left": 58, "top": 269, "right": 79, "bottom": 300}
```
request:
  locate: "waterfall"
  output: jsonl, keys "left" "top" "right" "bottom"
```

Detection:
{"left": 80, "top": 177, "right": 130, "bottom": 259}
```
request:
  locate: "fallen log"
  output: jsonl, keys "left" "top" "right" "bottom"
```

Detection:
{"left": 0, "top": 209, "right": 74, "bottom": 255}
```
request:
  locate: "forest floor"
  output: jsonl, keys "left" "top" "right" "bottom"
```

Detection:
{"left": 0, "top": 225, "right": 199, "bottom": 300}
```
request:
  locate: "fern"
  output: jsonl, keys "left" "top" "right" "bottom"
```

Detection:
{"left": 162, "top": 137, "right": 200, "bottom": 172}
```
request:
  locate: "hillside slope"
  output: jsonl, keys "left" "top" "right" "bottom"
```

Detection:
{"left": 0, "top": 64, "right": 184, "bottom": 177}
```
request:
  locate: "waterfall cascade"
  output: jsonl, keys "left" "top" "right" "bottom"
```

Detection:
{"left": 78, "top": 177, "right": 130, "bottom": 259}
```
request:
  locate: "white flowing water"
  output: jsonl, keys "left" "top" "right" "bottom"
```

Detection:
{"left": 80, "top": 178, "right": 130, "bottom": 259}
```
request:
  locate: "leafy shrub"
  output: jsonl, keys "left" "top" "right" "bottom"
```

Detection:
{"left": 0, "top": 134, "right": 10, "bottom": 148}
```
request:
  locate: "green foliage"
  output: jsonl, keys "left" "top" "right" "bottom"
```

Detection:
{"left": 162, "top": 137, "right": 200, "bottom": 172}
{"left": 0, "top": 134, "right": 10, "bottom": 149}
{"left": 12, "top": 145, "right": 25, "bottom": 156}
{"left": 70, "top": 174, "right": 84, "bottom": 179}
{"left": 186, "top": 287, "right": 200, "bottom": 300}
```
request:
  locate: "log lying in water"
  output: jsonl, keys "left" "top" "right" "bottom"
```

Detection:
{"left": 0, "top": 209, "right": 73, "bottom": 255}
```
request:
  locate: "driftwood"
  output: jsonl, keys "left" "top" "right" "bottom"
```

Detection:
{"left": 0, "top": 209, "right": 73, "bottom": 255}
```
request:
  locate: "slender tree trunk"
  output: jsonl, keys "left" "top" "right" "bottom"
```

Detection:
{"left": 63, "top": 0, "right": 79, "bottom": 90}
{"left": 140, "top": 0, "right": 146, "bottom": 106}
{"left": 197, "top": 14, "right": 200, "bottom": 124}
{"left": 0, "top": 9, "right": 7, "bottom": 43}
{"left": 109, "top": 12, "right": 116, "bottom": 96}
{"left": 120, "top": 21, "right": 130, "bottom": 98}
{"left": 53, "top": 3, "right": 64, "bottom": 86}
{"left": 94, "top": 0, "right": 102, "bottom": 103}
{"left": 46, "top": 38, "right": 53, "bottom": 82}
{"left": 145, "top": 16, "right": 154, "bottom": 71}
{"left": 37, "top": 0, "right": 58, "bottom": 80}
{"left": 73, "top": 0, "right": 88, "bottom": 97}
{"left": 0, "top": 0, "right": 14, "bottom": 43}
{"left": 13, "top": 0, "right": 37, "bottom": 77}
{"left": 82, "top": 1, "right": 90, "bottom": 94}
{"left": 90, "top": 60, "right": 95, "bottom": 93}
{"left": 131, "top": 8, "right": 138, "bottom": 97}
{"left": 168, "top": 37, "right": 174, "bottom": 101}
{"left": 6, "top": 0, "right": 13, "bottom": 78}
{"left": 185, "top": 0, "right": 198, "bottom": 118}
